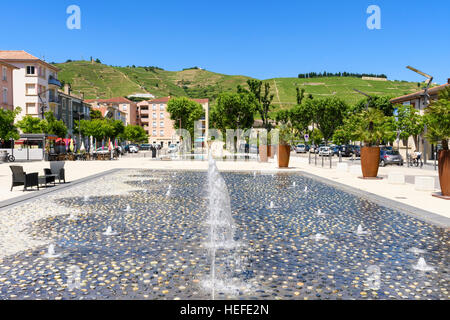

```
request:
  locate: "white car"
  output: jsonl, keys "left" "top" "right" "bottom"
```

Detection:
{"left": 319, "top": 146, "right": 332, "bottom": 156}
{"left": 295, "top": 144, "right": 307, "bottom": 153}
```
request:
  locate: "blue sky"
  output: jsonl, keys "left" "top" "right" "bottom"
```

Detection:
{"left": 3, "top": 0, "right": 450, "bottom": 83}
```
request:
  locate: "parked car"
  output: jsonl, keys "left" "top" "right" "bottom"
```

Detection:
{"left": 310, "top": 145, "right": 320, "bottom": 154}
{"left": 125, "top": 144, "right": 139, "bottom": 153}
{"left": 295, "top": 144, "right": 309, "bottom": 153}
{"left": 333, "top": 145, "right": 353, "bottom": 157}
{"left": 380, "top": 150, "right": 404, "bottom": 167}
{"left": 139, "top": 144, "right": 152, "bottom": 151}
{"left": 319, "top": 146, "right": 332, "bottom": 156}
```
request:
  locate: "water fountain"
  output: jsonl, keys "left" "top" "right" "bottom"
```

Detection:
{"left": 68, "top": 212, "right": 79, "bottom": 221}
{"left": 83, "top": 195, "right": 90, "bottom": 203}
{"left": 316, "top": 209, "right": 327, "bottom": 216}
{"left": 356, "top": 224, "right": 371, "bottom": 236}
{"left": 304, "top": 186, "right": 308, "bottom": 193}
{"left": 43, "top": 244, "right": 61, "bottom": 258}
{"left": 408, "top": 247, "right": 427, "bottom": 255}
{"left": 310, "top": 233, "right": 329, "bottom": 241}
{"left": 412, "top": 257, "right": 435, "bottom": 272}
{"left": 103, "top": 226, "right": 118, "bottom": 236}
{"left": 166, "top": 185, "right": 172, "bottom": 197}
{"left": 268, "top": 201, "right": 276, "bottom": 209}
{"left": 203, "top": 156, "right": 244, "bottom": 299}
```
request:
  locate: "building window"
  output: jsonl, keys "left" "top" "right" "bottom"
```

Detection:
{"left": 153, "top": 121, "right": 157, "bottom": 128}
{"left": 160, "top": 104, "right": 165, "bottom": 111}
{"left": 26, "top": 84, "right": 36, "bottom": 95}
{"left": 153, "top": 112, "right": 157, "bottom": 119}
{"left": 2, "top": 88, "right": 7, "bottom": 104}
{"left": 26, "top": 66, "right": 36, "bottom": 75}
{"left": 26, "top": 103, "right": 36, "bottom": 114}
{"left": 160, "top": 121, "right": 164, "bottom": 128}
{"left": 122, "top": 104, "right": 128, "bottom": 111}
{"left": 152, "top": 130, "right": 157, "bottom": 136}
{"left": 160, "top": 113, "right": 164, "bottom": 119}
{"left": 2, "top": 67, "right": 6, "bottom": 81}
{"left": 152, "top": 104, "right": 156, "bottom": 111}
{"left": 160, "top": 130, "right": 164, "bottom": 137}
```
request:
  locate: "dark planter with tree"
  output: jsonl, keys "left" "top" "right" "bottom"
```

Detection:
{"left": 424, "top": 91, "right": 450, "bottom": 198}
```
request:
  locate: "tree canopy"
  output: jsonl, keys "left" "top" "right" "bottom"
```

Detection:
{"left": 0, "top": 108, "right": 21, "bottom": 141}
{"left": 167, "top": 97, "right": 204, "bottom": 139}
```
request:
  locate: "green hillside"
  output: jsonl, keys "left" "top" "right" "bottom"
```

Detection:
{"left": 55, "top": 61, "right": 421, "bottom": 108}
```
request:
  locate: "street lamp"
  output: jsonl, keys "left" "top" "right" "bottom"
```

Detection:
{"left": 406, "top": 66, "right": 433, "bottom": 164}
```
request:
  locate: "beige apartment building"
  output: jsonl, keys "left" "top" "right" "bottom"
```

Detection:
{"left": 137, "top": 96, "right": 209, "bottom": 147}
{"left": 0, "top": 51, "right": 60, "bottom": 121}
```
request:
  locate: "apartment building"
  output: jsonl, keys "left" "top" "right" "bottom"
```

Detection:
{"left": 0, "top": 60, "right": 18, "bottom": 111}
{"left": 85, "top": 97, "right": 137, "bottom": 126}
{"left": 0, "top": 50, "right": 60, "bottom": 121}
{"left": 137, "top": 96, "right": 209, "bottom": 147}
{"left": 58, "top": 84, "right": 91, "bottom": 137}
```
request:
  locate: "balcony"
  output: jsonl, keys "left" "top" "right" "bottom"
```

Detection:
{"left": 48, "top": 76, "right": 62, "bottom": 88}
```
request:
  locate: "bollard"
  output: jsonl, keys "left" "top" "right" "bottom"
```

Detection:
{"left": 315, "top": 151, "right": 317, "bottom": 166}
{"left": 329, "top": 154, "right": 332, "bottom": 169}
{"left": 309, "top": 150, "right": 311, "bottom": 165}
{"left": 407, "top": 152, "right": 409, "bottom": 168}
{"left": 321, "top": 154, "right": 324, "bottom": 167}
{"left": 339, "top": 150, "right": 342, "bottom": 163}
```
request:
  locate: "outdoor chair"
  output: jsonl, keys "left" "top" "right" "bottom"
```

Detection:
{"left": 39, "top": 168, "right": 57, "bottom": 187}
{"left": 49, "top": 161, "right": 66, "bottom": 184}
{"left": 9, "top": 166, "right": 40, "bottom": 191}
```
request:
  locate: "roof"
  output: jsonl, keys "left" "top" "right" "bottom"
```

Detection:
{"left": 147, "top": 96, "right": 209, "bottom": 104}
{"left": 390, "top": 83, "right": 450, "bottom": 104}
{"left": 0, "top": 60, "right": 19, "bottom": 69}
{"left": 85, "top": 97, "right": 133, "bottom": 104}
{"left": 0, "top": 50, "right": 59, "bottom": 71}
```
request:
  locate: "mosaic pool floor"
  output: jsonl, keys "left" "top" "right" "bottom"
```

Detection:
{"left": 0, "top": 170, "right": 448, "bottom": 300}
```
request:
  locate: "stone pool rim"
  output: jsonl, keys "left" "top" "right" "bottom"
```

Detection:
{"left": 0, "top": 167, "right": 449, "bottom": 228}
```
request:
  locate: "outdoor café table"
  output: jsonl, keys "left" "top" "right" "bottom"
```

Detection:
{"left": 38, "top": 174, "right": 58, "bottom": 187}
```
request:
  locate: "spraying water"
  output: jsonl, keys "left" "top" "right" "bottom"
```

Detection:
{"left": 356, "top": 224, "right": 371, "bottom": 236}
{"left": 412, "top": 257, "right": 435, "bottom": 272}
{"left": 203, "top": 156, "right": 243, "bottom": 299}
{"left": 103, "top": 226, "right": 118, "bottom": 236}
{"left": 43, "top": 244, "right": 61, "bottom": 258}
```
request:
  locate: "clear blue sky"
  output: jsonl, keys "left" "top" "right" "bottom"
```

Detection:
{"left": 3, "top": 0, "right": 450, "bottom": 83}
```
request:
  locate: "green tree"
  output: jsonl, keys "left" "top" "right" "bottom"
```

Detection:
{"left": 305, "top": 97, "right": 348, "bottom": 144}
{"left": 90, "top": 109, "right": 103, "bottom": 120}
{"left": 290, "top": 103, "right": 313, "bottom": 139}
{"left": 395, "top": 104, "right": 424, "bottom": 151}
{"left": 353, "top": 108, "right": 394, "bottom": 146}
{"left": 0, "top": 107, "right": 21, "bottom": 141}
{"left": 424, "top": 94, "right": 450, "bottom": 150}
{"left": 40, "top": 112, "right": 68, "bottom": 138}
{"left": 167, "top": 97, "right": 205, "bottom": 139}
{"left": 296, "top": 87, "right": 305, "bottom": 105}
{"left": 210, "top": 91, "right": 256, "bottom": 133}
{"left": 244, "top": 80, "right": 274, "bottom": 131}
{"left": 353, "top": 96, "right": 395, "bottom": 116}
{"left": 16, "top": 115, "right": 43, "bottom": 134}
{"left": 123, "top": 125, "right": 148, "bottom": 144}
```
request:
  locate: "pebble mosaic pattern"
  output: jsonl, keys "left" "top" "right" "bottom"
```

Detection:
{"left": 0, "top": 170, "right": 448, "bottom": 300}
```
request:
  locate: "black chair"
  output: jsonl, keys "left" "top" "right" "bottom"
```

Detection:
{"left": 9, "top": 166, "right": 39, "bottom": 191}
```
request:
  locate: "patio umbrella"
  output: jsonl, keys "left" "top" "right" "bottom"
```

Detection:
{"left": 108, "top": 138, "right": 112, "bottom": 151}
{"left": 69, "top": 139, "right": 74, "bottom": 153}
{"left": 90, "top": 136, "right": 94, "bottom": 154}
{"left": 65, "top": 139, "right": 69, "bottom": 152}
{"left": 80, "top": 141, "right": 86, "bottom": 153}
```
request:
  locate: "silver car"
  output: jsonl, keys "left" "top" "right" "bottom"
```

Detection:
{"left": 319, "top": 146, "right": 332, "bottom": 156}
{"left": 295, "top": 144, "right": 307, "bottom": 153}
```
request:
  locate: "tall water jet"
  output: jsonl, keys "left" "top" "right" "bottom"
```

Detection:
{"left": 204, "top": 156, "right": 241, "bottom": 299}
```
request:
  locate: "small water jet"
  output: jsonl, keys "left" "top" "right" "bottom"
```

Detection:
{"left": 412, "top": 257, "right": 435, "bottom": 272}
{"left": 43, "top": 244, "right": 61, "bottom": 258}
{"left": 408, "top": 247, "right": 427, "bottom": 255}
{"left": 166, "top": 185, "right": 172, "bottom": 197}
{"left": 310, "top": 233, "right": 329, "bottom": 241}
{"left": 356, "top": 224, "right": 371, "bottom": 236}
{"left": 103, "top": 226, "right": 118, "bottom": 236}
{"left": 304, "top": 186, "right": 308, "bottom": 193}
{"left": 316, "top": 209, "right": 327, "bottom": 216}
{"left": 83, "top": 195, "right": 90, "bottom": 203}
{"left": 123, "top": 204, "right": 132, "bottom": 213}
{"left": 67, "top": 212, "right": 79, "bottom": 221}
{"left": 268, "top": 201, "right": 277, "bottom": 209}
